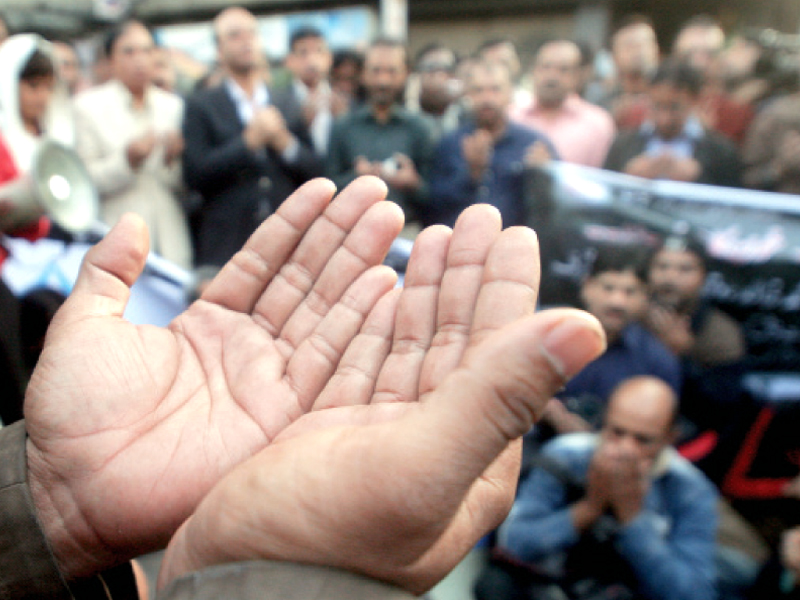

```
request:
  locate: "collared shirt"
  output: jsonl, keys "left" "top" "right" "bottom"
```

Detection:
{"left": 292, "top": 79, "right": 333, "bottom": 156}
{"left": 326, "top": 104, "right": 434, "bottom": 217}
{"left": 225, "top": 78, "right": 299, "bottom": 163}
{"left": 428, "top": 121, "right": 557, "bottom": 228}
{"left": 499, "top": 432, "right": 718, "bottom": 600}
{"left": 73, "top": 79, "right": 191, "bottom": 268}
{"left": 641, "top": 116, "right": 704, "bottom": 160}
{"left": 225, "top": 78, "right": 270, "bottom": 125}
{"left": 510, "top": 94, "right": 616, "bottom": 168}
{"left": 560, "top": 322, "right": 682, "bottom": 406}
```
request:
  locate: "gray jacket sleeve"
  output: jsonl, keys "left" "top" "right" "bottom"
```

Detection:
{"left": 1, "top": 422, "right": 418, "bottom": 600}
{"left": 0, "top": 421, "right": 139, "bottom": 600}
{"left": 0, "top": 421, "right": 73, "bottom": 599}
{"left": 158, "top": 561, "right": 419, "bottom": 600}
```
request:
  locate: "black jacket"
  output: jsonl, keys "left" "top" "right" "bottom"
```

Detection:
{"left": 603, "top": 126, "right": 742, "bottom": 188}
{"left": 182, "top": 84, "right": 323, "bottom": 268}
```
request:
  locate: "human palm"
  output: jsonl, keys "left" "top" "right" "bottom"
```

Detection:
{"left": 23, "top": 177, "right": 404, "bottom": 579}
{"left": 158, "top": 206, "right": 607, "bottom": 593}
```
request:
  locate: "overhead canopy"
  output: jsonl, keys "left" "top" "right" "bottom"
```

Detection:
{"left": 1, "top": 0, "right": 597, "bottom": 37}
{"left": 1, "top": 0, "right": 365, "bottom": 37}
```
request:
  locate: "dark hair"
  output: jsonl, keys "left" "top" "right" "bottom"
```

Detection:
{"left": 650, "top": 58, "right": 703, "bottom": 96}
{"left": 414, "top": 42, "right": 456, "bottom": 71}
{"left": 466, "top": 58, "right": 513, "bottom": 84}
{"left": 289, "top": 25, "right": 325, "bottom": 51}
{"left": 20, "top": 49, "right": 55, "bottom": 81}
{"left": 587, "top": 245, "right": 650, "bottom": 283}
{"left": 103, "top": 20, "right": 151, "bottom": 57}
{"left": 653, "top": 233, "right": 708, "bottom": 270}
{"left": 366, "top": 36, "right": 409, "bottom": 67}
{"left": 333, "top": 48, "right": 363, "bottom": 70}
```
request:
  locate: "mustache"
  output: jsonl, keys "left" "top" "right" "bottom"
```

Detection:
{"left": 653, "top": 284, "right": 679, "bottom": 296}
{"left": 602, "top": 308, "right": 628, "bottom": 319}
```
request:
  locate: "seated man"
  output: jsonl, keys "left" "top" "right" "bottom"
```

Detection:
{"left": 646, "top": 234, "right": 747, "bottom": 441}
{"left": 647, "top": 234, "right": 744, "bottom": 367}
{"left": 495, "top": 376, "right": 718, "bottom": 600}
{"left": 529, "top": 245, "right": 681, "bottom": 456}
{"left": 558, "top": 246, "right": 680, "bottom": 419}
{"left": 604, "top": 59, "right": 741, "bottom": 188}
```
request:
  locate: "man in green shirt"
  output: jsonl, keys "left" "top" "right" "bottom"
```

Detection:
{"left": 326, "top": 37, "right": 434, "bottom": 228}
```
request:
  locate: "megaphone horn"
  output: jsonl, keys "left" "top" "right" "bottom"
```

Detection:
{"left": 0, "top": 140, "right": 99, "bottom": 234}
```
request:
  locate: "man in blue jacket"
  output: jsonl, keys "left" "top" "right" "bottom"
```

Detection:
{"left": 498, "top": 376, "right": 718, "bottom": 600}
{"left": 427, "top": 59, "right": 556, "bottom": 228}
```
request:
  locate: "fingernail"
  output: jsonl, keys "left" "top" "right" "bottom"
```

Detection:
{"left": 539, "top": 314, "right": 606, "bottom": 381}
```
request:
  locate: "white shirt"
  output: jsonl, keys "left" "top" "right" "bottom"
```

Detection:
{"left": 292, "top": 79, "right": 333, "bottom": 156}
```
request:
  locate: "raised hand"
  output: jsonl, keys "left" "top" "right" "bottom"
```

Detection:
{"left": 126, "top": 130, "right": 157, "bottom": 169}
{"left": 158, "top": 206, "right": 606, "bottom": 594}
{"left": 24, "top": 176, "right": 404, "bottom": 581}
{"left": 606, "top": 447, "right": 649, "bottom": 524}
{"left": 647, "top": 303, "right": 694, "bottom": 356}
{"left": 462, "top": 129, "right": 494, "bottom": 181}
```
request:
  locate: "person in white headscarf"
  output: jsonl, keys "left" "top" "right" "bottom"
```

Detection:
{"left": 0, "top": 35, "right": 75, "bottom": 426}
{"left": 0, "top": 34, "right": 74, "bottom": 234}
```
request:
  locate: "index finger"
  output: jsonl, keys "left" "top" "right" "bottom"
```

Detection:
{"left": 202, "top": 178, "right": 386, "bottom": 313}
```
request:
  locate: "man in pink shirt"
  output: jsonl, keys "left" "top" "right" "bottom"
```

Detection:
{"left": 511, "top": 39, "right": 615, "bottom": 168}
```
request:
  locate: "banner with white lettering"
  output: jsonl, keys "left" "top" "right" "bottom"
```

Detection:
{"left": 526, "top": 162, "right": 800, "bottom": 370}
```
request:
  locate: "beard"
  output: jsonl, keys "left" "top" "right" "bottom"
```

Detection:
{"left": 651, "top": 286, "right": 695, "bottom": 313}
{"left": 369, "top": 85, "right": 400, "bottom": 107}
{"left": 474, "top": 105, "right": 502, "bottom": 130}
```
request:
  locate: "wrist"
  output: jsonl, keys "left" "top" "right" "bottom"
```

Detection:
{"left": 269, "top": 130, "right": 293, "bottom": 153}
{"left": 614, "top": 504, "right": 641, "bottom": 526}
{"left": 26, "top": 439, "right": 113, "bottom": 582}
{"left": 243, "top": 127, "right": 263, "bottom": 151}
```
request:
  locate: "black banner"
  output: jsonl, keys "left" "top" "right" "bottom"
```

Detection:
{"left": 526, "top": 163, "right": 800, "bottom": 370}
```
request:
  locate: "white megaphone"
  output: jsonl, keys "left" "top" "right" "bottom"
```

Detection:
{"left": 0, "top": 140, "right": 99, "bottom": 233}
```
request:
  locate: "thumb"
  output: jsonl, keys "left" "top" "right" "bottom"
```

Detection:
{"left": 57, "top": 213, "right": 149, "bottom": 323}
{"left": 418, "top": 308, "right": 605, "bottom": 482}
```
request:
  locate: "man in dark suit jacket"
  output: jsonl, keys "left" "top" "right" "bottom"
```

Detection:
{"left": 182, "top": 7, "right": 322, "bottom": 268}
{"left": 603, "top": 59, "right": 742, "bottom": 188}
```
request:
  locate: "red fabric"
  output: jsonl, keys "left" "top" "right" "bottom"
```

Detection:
{"left": 721, "top": 406, "right": 793, "bottom": 499}
{"left": 0, "top": 133, "right": 51, "bottom": 267}
{"left": 0, "top": 133, "right": 21, "bottom": 184}
{"left": 677, "top": 430, "right": 719, "bottom": 462}
{"left": 699, "top": 91, "right": 755, "bottom": 146}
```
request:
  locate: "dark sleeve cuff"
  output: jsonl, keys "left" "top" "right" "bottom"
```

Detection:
{"left": 158, "top": 561, "right": 420, "bottom": 600}
{"left": 0, "top": 421, "right": 72, "bottom": 599}
{"left": 0, "top": 421, "right": 139, "bottom": 600}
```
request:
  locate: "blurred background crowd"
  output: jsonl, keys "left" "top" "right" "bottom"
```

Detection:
{"left": 1, "top": 1, "right": 800, "bottom": 599}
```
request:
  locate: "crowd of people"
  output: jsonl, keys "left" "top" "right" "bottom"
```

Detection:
{"left": 1, "top": 4, "right": 800, "bottom": 600}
